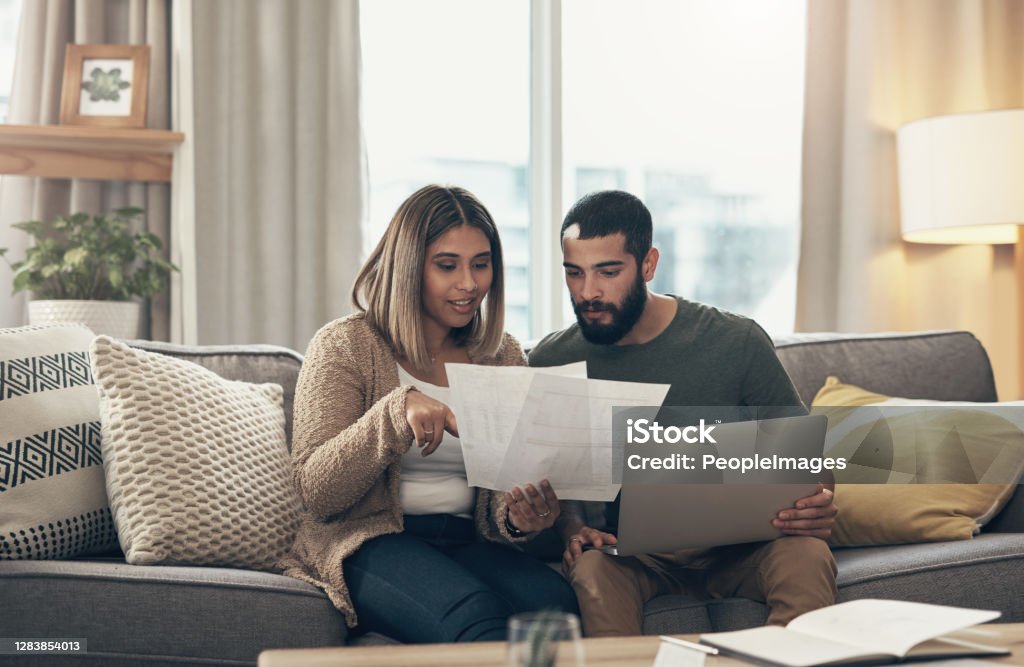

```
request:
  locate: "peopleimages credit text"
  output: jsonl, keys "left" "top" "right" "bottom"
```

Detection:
{"left": 624, "top": 418, "right": 847, "bottom": 475}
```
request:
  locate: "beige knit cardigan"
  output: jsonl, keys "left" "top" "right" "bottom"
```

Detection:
{"left": 278, "top": 313, "right": 528, "bottom": 627}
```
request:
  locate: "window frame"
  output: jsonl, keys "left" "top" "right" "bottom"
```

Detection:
{"left": 528, "top": 0, "right": 565, "bottom": 341}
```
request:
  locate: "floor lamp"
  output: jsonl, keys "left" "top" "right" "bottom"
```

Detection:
{"left": 897, "top": 108, "right": 1024, "bottom": 394}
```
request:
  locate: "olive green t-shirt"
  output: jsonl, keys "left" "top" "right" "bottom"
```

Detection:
{"left": 528, "top": 296, "right": 805, "bottom": 529}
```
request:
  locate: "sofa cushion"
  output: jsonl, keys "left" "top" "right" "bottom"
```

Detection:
{"left": 833, "top": 534, "right": 1024, "bottom": 618}
{"left": 91, "top": 336, "right": 302, "bottom": 570}
{"left": 988, "top": 486, "right": 1024, "bottom": 533}
{"left": 643, "top": 595, "right": 773, "bottom": 634}
{"left": 812, "top": 377, "right": 1024, "bottom": 546}
{"left": 644, "top": 598, "right": 769, "bottom": 635}
{"left": 1, "top": 323, "right": 118, "bottom": 560}
{"left": 0, "top": 557, "right": 347, "bottom": 665}
{"left": 642, "top": 595, "right": 715, "bottom": 635}
{"left": 774, "top": 331, "right": 998, "bottom": 408}
{"left": 645, "top": 534, "right": 1024, "bottom": 633}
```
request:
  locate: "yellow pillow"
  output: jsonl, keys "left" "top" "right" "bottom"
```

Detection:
{"left": 812, "top": 377, "right": 1024, "bottom": 546}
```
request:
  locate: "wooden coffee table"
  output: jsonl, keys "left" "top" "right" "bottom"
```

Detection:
{"left": 258, "top": 623, "right": 1024, "bottom": 667}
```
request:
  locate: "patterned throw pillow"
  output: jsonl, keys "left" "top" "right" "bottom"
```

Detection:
{"left": 813, "top": 376, "right": 1024, "bottom": 545}
{"left": 90, "top": 335, "right": 302, "bottom": 570}
{"left": 1, "top": 324, "right": 117, "bottom": 559}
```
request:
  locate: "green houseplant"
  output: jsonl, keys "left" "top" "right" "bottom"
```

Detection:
{"left": 0, "top": 207, "right": 178, "bottom": 338}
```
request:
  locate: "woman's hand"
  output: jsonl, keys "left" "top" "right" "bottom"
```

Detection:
{"left": 504, "top": 480, "right": 561, "bottom": 533}
{"left": 562, "top": 526, "right": 618, "bottom": 574}
{"left": 404, "top": 390, "right": 458, "bottom": 456}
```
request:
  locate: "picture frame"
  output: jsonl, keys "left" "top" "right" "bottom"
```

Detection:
{"left": 59, "top": 44, "right": 150, "bottom": 128}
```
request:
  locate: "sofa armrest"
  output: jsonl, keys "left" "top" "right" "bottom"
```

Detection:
{"left": 986, "top": 486, "right": 1024, "bottom": 533}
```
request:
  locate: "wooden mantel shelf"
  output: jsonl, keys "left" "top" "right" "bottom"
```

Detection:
{"left": 0, "top": 124, "right": 185, "bottom": 183}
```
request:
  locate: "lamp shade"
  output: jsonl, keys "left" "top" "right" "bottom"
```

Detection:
{"left": 897, "top": 109, "right": 1024, "bottom": 244}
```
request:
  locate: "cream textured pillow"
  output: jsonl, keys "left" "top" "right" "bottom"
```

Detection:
{"left": 1, "top": 323, "right": 118, "bottom": 559}
{"left": 90, "top": 335, "right": 302, "bottom": 570}
{"left": 813, "top": 376, "right": 1024, "bottom": 546}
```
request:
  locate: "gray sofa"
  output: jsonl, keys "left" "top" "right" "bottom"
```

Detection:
{"left": 2, "top": 331, "right": 1023, "bottom": 665}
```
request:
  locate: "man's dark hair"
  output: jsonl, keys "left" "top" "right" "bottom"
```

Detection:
{"left": 560, "top": 190, "right": 653, "bottom": 266}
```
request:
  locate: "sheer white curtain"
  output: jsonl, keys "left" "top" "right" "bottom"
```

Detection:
{"left": 797, "top": 0, "right": 1024, "bottom": 398}
{"left": 190, "top": 0, "right": 363, "bottom": 351}
{"left": 0, "top": 0, "right": 173, "bottom": 338}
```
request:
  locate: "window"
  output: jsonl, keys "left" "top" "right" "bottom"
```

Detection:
{"left": 360, "top": 0, "right": 532, "bottom": 335}
{"left": 562, "top": 0, "right": 806, "bottom": 335}
{"left": 0, "top": 0, "right": 21, "bottom": 122}
{"left": 362, "top": 0, "right": 806, "bottom": 339}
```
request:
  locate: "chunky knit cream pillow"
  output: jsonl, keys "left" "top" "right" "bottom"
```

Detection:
{"left": 90, "top": 335, "right": 302, "bottom": 570}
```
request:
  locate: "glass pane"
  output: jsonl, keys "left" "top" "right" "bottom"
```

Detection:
{"left": 361, "top": 0, "right": 531, "bottom": 339}
{"left": 0, "top": 0, "right": 22, "bottom": 123}
{"left": 562, "top": 0, "right": 807, "bottom": 335}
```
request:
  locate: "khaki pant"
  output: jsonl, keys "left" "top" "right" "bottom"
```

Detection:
{"left": 567, "top": 536, "right": 837, "bottom": 637}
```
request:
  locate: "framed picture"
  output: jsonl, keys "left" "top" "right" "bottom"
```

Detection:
{"left": 60, "top": 44, "right": 150, "bottom": 128}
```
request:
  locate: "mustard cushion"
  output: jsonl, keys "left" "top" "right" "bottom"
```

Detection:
{"left": 812, "top": 376, "right": 1024, "bottom": 546}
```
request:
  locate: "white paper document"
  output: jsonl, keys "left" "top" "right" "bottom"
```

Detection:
{"left": 446, "top": 362, "right": 587, "bottom": 490}
{"left": 652, "top": 639, "right": 708, "bottom": 667}
{"left": 446, "top": 362, "right": 669, "bottom": 501}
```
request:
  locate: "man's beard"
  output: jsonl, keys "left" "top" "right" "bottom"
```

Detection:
{"left": 572, "top": 273, "right": 648, "bottom": 345}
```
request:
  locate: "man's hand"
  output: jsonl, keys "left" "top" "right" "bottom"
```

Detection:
{"left": 562, "top": 526, "right": 618, "bottom": 574}
{"left": 772, "top": 482, "right": 838, "bottom": 539}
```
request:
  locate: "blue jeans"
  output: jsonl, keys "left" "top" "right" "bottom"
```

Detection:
{"left": 343, "top": 514, "right": 578, "bottom": 643}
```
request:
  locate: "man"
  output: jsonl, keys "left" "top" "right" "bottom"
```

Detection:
{"left": 529, "top": 190, "right": 838, "bottom": 637}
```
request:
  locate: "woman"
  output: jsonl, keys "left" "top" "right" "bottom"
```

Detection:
{"left": 279, "top": 185, "right": 578, "bottom": 643}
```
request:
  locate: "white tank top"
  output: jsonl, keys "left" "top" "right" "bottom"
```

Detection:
{"left": 396, "top": 364, "right": 475, "bottom": 517}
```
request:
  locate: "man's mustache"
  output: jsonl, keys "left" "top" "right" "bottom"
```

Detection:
{"left": 577, "top": 300, "right": 615, "bottom": 312}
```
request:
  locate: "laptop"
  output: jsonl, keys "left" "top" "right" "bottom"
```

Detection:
{"left": 610, "top": 414, "right": 828, "bottom": 556}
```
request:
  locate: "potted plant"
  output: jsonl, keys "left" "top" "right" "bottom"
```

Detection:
{"left": 0, "top": 207, "right": 178, "bottom": 339}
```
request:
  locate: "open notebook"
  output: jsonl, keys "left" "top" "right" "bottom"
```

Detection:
{"left": 699, "top": 600, "right": 1009, "bottom": 667}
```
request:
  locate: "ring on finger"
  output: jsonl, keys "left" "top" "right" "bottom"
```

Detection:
{"left": 537, "top": 509, "right": 551, "bottom": 518}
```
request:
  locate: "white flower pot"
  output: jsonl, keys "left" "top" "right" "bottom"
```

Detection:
{"left": 28, "top": 300, "right": 141, "bottom": 340}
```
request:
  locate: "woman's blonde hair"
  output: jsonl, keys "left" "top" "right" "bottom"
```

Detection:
{"left": 352, "top": 184, "right": 506, "bottom": 370}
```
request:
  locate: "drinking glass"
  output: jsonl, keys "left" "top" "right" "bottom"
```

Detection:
{"left": 506, "top": 611, "right": 585, "bottom": 667}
